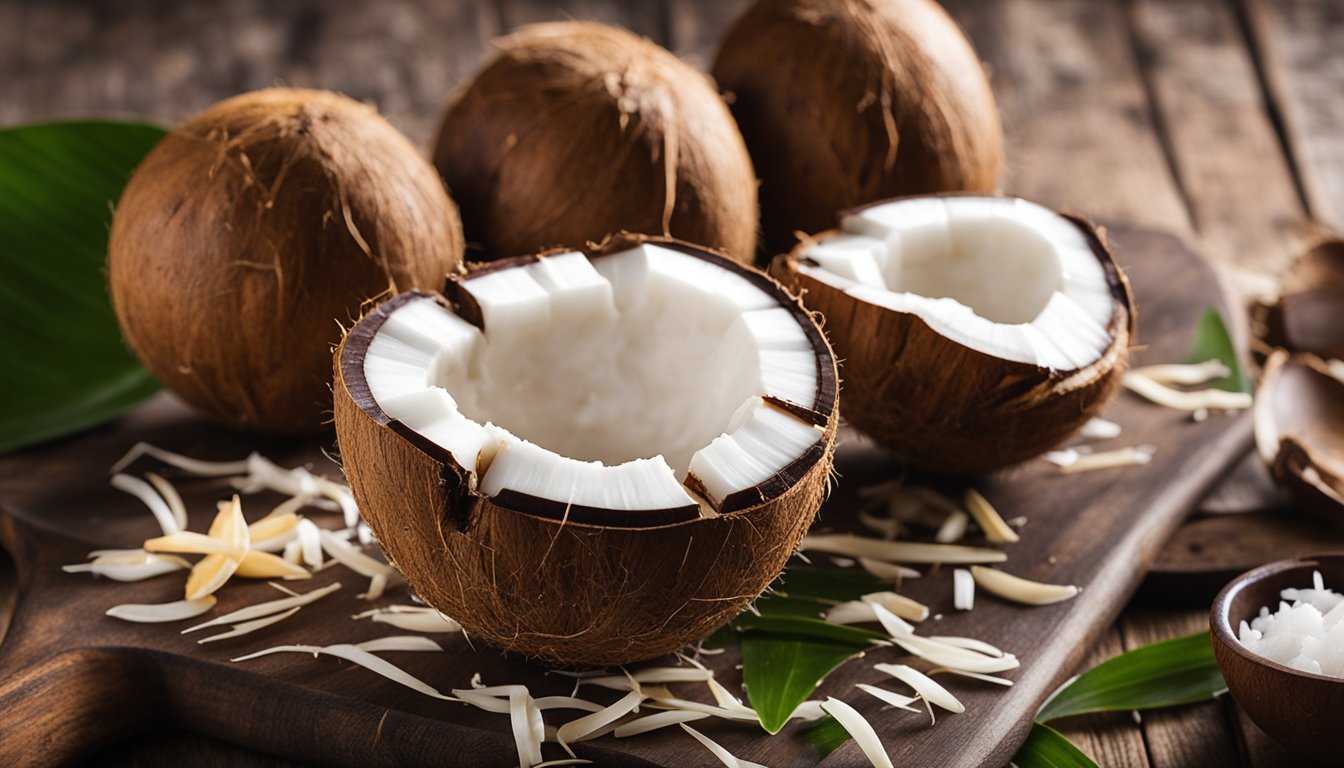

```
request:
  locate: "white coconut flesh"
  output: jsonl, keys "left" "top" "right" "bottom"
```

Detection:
{"left": 359, "top": 244, "right": 831, "bottom": 522}
{"left": 798, "top": 196, "right": 1119, "bottom": 370}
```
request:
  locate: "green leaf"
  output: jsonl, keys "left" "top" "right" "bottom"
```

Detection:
{"left": 1012, "top": 723, "right": 1099, "bottom": 768}
{"left": 733, "top": 614, "right": 886, "bottom": 645}
{"left": 0, "top": 121, "right": 167, "bottom": 454}
{"left": 753, "top": 594, "right": 830, "bottom": 619}
{"left": 799, "top": 715, "right": 850, "bottom": 758}
{"left": 1038, "top": 631, "right": 1227, "bottom": 722}
{"left": 722, "top": 568, "right": 891, "bottom": 734}
{"left": 1184, "top": 307, "right": 1250, "bottom": 393}
{"left": 739, "top": 630, "right": 871, "bottom": 735}
{"left": 769, "top": 565, "right": 887, "bottom": 602}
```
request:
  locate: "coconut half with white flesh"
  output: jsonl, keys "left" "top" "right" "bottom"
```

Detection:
{"left": 334, "top": 237, "right": 838, "bottom": 665}
{"left": 772, "top": 195, "right": 1135, "bottom": 474}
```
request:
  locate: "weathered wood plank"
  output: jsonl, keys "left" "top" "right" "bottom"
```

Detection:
{"left": 1233, "top": 705, "right": 1330, "bottom": 768}
{"left": 1241, "top": 0, "right": 1344, "bottom": 231}
{"left": 942, "top": 0, "right": 1189, "bottom": 232}
{"left": 0, "top": 0, "right": 499, "bottom": 147}
{"left": 1128, "top": 0, "right": 1306, "bottom": 297}
{"left": 1197, "top": 451, "right": 1285, "bottom": 515}
{"left": 497, "top": 0, "right": 667, "bottom": 43}
{"left": 1122, "top": 608, "right": 1243, "bottom": 768}
{"left": 1053, "top": 627, "right": 1153, "bottom": 767}
{"left": 76, "top": 731, "right": 303, "bottom": 768}
{"left": 664, "top": 0, "right": 748, "bottom": 70}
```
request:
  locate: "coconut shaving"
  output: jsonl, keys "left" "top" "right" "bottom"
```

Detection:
{"left": 1237, "top": 571, "right": 1344, "bottom": 678}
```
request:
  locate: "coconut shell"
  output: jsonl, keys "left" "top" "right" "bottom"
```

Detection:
{"left": 1251, "top": 239, "right": 1344, "bottom": 362}
{"left": 108, "top": 88, "right": 464, "bottom": 434}
{"left": 432, "top": 22, "right": 758, "bottom": 264}
{"left": 771, "top": 202, "right": 1134, "bottom": 476}
{"left": 713, "top": 0, "right": 1003, "bottom": 255}
{"left": 333, "top": 239, "right": 838, "bottom": 666}
{"left": 1256, "top": 350, "right": 1344, "bottom": 527}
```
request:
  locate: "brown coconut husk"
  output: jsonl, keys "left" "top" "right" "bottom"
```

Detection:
{"left": 1257, "top": 351, "right": 1344, "bottom": 527}
{"left": 713, "top": 0, "right": 1003, "bottom": 255}
{"left": 108, "top": 88, "right": 465, "bottom": 435}
{"left": 433, "top": 22, "right": 759, "bottom": 264}
{"left": 771, "top": 201, "right": 1135, "bottom": 476}
{"left": 333, "top": 237, "right": 838, "bottom": 666}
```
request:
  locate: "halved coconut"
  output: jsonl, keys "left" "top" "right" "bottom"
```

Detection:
{"left": 334, "top": 237, "right": 838, "bottom": 665}
{"left": 772, "top": 195, "right": 1135, "bottom": 474}
{"left": 1255, "top": 350, "right": 1344, "bottom": 525}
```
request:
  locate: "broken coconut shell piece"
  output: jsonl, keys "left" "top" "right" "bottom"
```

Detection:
{"left": 1252, "top": 239, "right": 1344, "bottom": 361}
{"left": 772, "top": 195, "right": 1135, "bottom": 475}
{"left": 1255, "top": 350, "right": 1344, "bottom": 526}
{"left": 334, "top": 237, "right": 838, "bottom": 666}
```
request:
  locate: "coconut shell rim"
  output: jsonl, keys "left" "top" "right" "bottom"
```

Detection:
{"left": 777, "top": 193, "right": 1137, "bottom": 385}
{"left": 338, "top": 236, "right": 839, "bottom": 531}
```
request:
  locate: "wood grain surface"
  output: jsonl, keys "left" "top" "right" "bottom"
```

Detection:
{"left": 1, "top": 0, "right": 1341, "bottom": 765}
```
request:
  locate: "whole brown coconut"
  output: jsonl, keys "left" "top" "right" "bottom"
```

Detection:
{"left": 713, "top": 0, "right": 1003, "bottom": 255}
{"left": 109, "top": 88, "right": 464, "bottom": 434}
{"left": 433, "top": 22, "right": 759, "bottom": 263}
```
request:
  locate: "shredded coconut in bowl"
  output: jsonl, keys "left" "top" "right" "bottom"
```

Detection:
{"left": 1237, "top": 571, "right": 1344, "bottom": 678}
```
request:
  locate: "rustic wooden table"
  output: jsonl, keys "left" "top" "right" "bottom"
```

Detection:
{"left": 2, "top": 0, "right": 1340, "bottom": 766}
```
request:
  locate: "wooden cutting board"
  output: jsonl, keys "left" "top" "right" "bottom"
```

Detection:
{"left": 1142, "top": 451, "right": 1344, "bottom": 606}
{"left": 0, "top": 225, "right": 1252, "bottom": 768}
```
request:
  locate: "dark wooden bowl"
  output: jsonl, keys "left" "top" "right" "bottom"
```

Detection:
{"left": 1210, "top": 553, "right": 1344, "bottom": 766}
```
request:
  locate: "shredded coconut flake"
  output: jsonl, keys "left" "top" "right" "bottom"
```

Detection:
{"left": 107, "top": 596, "right": 216, "bottom": 623}
{"left": 963, "top": 489, "right": 1019, "bottom": 543}
{"left": 1129, "top": 359, "right": 1231, "bottom": 386}
{"left": 1079, "top": 417, "right": 1122, "bottom": 440}
{"left": 144, "top": 472, "right": 189, "bottom": 531}
{"left": 356, "top": 635, "right": 444, "bottom": 653}
{"left": 111, "top": 473, "right": 181, "bottom": 535}
{"left": 354, "top": 605, "right": 463, "bottom": 633}
{"left": 873, "top": 663, "right": 964, "bottom": 715}
{"left": 858, "top": 558, "right": 921, "bottom": 581}
{"left": 855, "top": 683, "right": 920, "bottom": 713}
{"left": 1238, "top": 570, "right": 1344, "bottom": 677}
{"left": 802, "top": 534, "right": 1006, "bottom": 564}
{"left": 319, "top": 528, "right": 396, "bottom": 579}
{"left": 971, "top": 565, "right": 1080, "bottom": 605}
{"left": 679, "top": 723, "right": 767, "bottom": 768}
{"left": 1043, "top": 449, "right": 1080, "bottom": 468}
{"left": 954, "top": 569, "right": 975, "bottom": 611}
{"left": 198, "top": 606, "right": 303, "bottom": 644}
{"left": 1057, "top": 445, "right": 1156, "bottom": 474}
{"left": 233, "top": 642, "right": 455, "bottom": 700}
{"left": 1122, "top": 372, "right": 1252, "bottom": 411}
{"left": 614, "top": 710, "right": 709, "bottom": 737}
{"left": 820, "top": 697, "right": 894, "bottom": 768}
{"left": 184, "top": 582, "right": 340, "bottom": 635}
{"left": 929, "top": 668, "right": 1014, "bottom": 686}
{"left": 933, "top": 510, "right": 970, "bottom": 544}
{"left": 555, "top": 690, "right": 643, "bottom": 748}
{"left": 64, "top": 550, "right": 190, "bottom": 582}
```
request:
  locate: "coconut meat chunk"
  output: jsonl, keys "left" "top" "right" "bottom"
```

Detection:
{"left": 359, "top": 244, "right": 830, "bottom": 523}
{"left": 800, "top": 196, "right": 1118, "bottom": 370}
